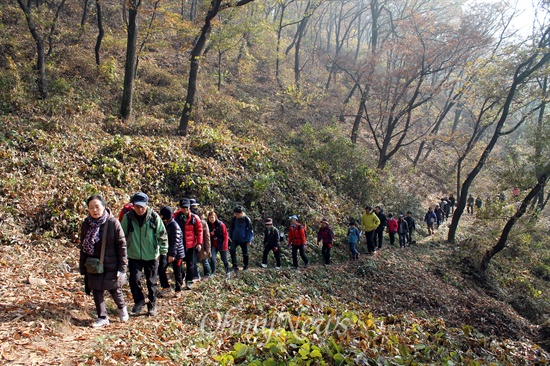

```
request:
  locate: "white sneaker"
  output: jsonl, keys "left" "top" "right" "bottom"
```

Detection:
{"left": 119, "top": 306, "right": 129, "bottom": 322}
{"left": 261, "top": 263, "right": 267, "bottom": 268}
{"left": 274, "top": 266, "right": 281, "bottom": 270}
{"left": 92, "top": 318, "right": 110, "bottom": 328}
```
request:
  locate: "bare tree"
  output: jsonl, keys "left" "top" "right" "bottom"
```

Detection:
{"left": 448, "top": 26, "right": 550, "bottom": 243}
{"left": 15, "top": 0, "right": 67, "bottom": 99}
{"left": 177, "top": 0, "right": 255, "bottom": 136}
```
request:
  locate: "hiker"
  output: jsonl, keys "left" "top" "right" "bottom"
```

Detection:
{"left": 397, "top": 214, "right": 409, "bottom": 248}
{"left": 448, "top": 194, "right": 456, "bottom": 214}
{"left": 158, "top": 206, "right": 185, "bottom": 298}
{"left": 424, "top": 207, "right": 437, "bottom": 235}
{"left": 434, "top": 204, "right": 444, "bottom": 227}
{"left": 475, "top": 197, "right": 482, "bottom": 211}
{"left": 374, "top": 206, "right": 387, "bottom": 250}
{"left": 361, "top": 206, "right": 381, "bottom": 254}
{"left": 207, "top": 210, "right": 230, "bottom": 276}
{"left": 467, "top": 194, "right": 475, "bottom": 215}
{"left": 261, "top": 218, "right": 281, "bottom": 269}
{"left": 174, "top": 198, "right": 203, "bottom": 289}
{"left": 190, "top": 200, "right": 211, "bottom": 280}
{"left": 288, "top": 215, "right": 309, "bottom": 268}
{"left": 386, "top": 213, "right": 398, "bottom": 246}
{"left": 120, "top": 192, "right": 168, "bottom": 316}
{"left": 80, "top": 194, "right": 128, "bottom": 328}
{"left": 440, "top": 198, "right": 448, "bottom": 220}
{"left": 229, "top": 205, "right": 254, "bottom": 271}
{"left": 347, "top": 220, "right": 361, "bottom": 260}
{"left": 404, "top": 211, "right": 416, "bottom": 245}
{"left": 512, "top": 187, "right": 520, "bottom": 198}
{"left": 317, "top": 218, "right": 335, "bottom": 265}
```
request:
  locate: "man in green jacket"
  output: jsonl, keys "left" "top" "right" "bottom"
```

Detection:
{"left": 121, "top": 192, "right": 168, "bottom": 316}
{"left": 361, "top": 206, "right": 381, "bottom": 254}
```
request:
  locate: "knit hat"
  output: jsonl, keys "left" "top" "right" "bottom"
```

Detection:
{"left": 132, "top": 192, "right": 149, "bottom": 207}
{"left": 160, "top": 206, "right": 173, "bottom": 221}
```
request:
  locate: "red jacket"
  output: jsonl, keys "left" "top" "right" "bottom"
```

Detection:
{"left": 208, "top": 220, "right": 229, "bottom": 251}
{"left": 387, "top": 218, "right": 398, "bottom": 234}
{"left": 173, "top": 210, "right": 203, "bottom": 249}
{"left": 288, "top": 223, "right": 306, "bottom": 246}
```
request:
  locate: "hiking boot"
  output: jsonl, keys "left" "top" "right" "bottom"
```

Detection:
{"left": 157, "top": 287, "right": 172, "bottom": 298}
{"left": 147, "top": 302, "right": 158, "bottom": 317}
{"left": 261, "top": 263, "right": 267, "bottom": 268}
{"left": 119, "top": 306, "right": 129, "bottom": 322}
{"left": 174, "top": 291, "right": 182, "bottom": 298}
{"left": 132, "top": 301, "right": 145, "bottom": 315}
{"left": 92, "top": 318, "right": 110, "bottom": 328}
{"left": 192, "top": 277, "right": 200, "bottom": 283}
{"left": 185, "top": 283, "right": 192, "bottom": 290}
{"left": 230, "top": 266, "right": 239, "bottom": 272}
{"left": 242, "top": 266, "right": 248, "bottom": 270}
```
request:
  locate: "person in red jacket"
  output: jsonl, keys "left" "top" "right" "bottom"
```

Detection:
{"left": 207, "top": 210, "right": 230, "bottom": 277}
{"left": 317, "top": 218, "right": 334, "bottom": 265}
{"left": 386, "top": 213, "right": 398, "bottom": 246}
{"left": 288, "top": 215, "right": 308, "bottom": 269}
{"left": 173, "top": 198, "right": 203, "bottom": 290}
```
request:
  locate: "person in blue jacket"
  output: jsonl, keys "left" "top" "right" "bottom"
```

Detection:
{"left": 424, "top": 207, "right": 437, "bottom": 235}
{"left": 229, "top": 206, "right": 254, "bottom": 271}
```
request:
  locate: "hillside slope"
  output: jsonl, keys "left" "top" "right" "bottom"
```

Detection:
{"left": 0, "top": 119, "right": 548, "bottom": 365}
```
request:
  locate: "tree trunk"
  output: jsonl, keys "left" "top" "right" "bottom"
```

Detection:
{"left": 351, "top": 93, "right": 366, "bottom": 144}
{"left": 339, "top": 83, "right": 358, "bottom": 124}
{"left": 16, "top": 0, "right": 47, "bottom": 99}
{"left": 480, "top": 172, "right": 549, "bottom": 271}
{"left": 81, "top": 0, "right": 90, "bottom": 28}
{"left": 178, "top": 0, "right": 222, "bottom": 136}
{"left": 94, "top": 0, "right": 104, "bottom": 65}
{"left": 120, "top": 3, "right": 139, "bottom": 120}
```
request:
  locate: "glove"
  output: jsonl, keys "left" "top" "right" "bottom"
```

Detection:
{"left": 273, "top": 246, "right": 278, "bottom": 252}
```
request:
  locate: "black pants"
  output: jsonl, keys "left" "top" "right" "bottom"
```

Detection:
{"left": 158, "top": 255, "right": 183, "bottom": 292}
{"left": 389, "top": 232, "right": 396, "bottom": 246}
{"left": 230, "top": 241, "right": 249, "bottom": 269}
{"left": 321, "top": 243, "right": 331, "bottom": 265}
{"left": 128, "top": 258, "right": 158, "bottom": 306}
{"left": 365, "top": 230, "right": 376, "bottom": 253}
{"left": 262, "top": 245, "right": 281, "bottom": 267}
{"left": 291, "top": 244, "right": 308, "bottom": 267}
{"left": 184, "top": 247, "right": 197, "bottom": 284}
{"left": 375, "top": 230, "right": 384, "bottom": 248}
{"left": 209, "top": 247, "right": 229, "bottom": 274}
{"left": 407, "top": 230, "right": 414, "bottom": 244}
{"left": 93, "top": 288, "right": 125, "bottom": 319}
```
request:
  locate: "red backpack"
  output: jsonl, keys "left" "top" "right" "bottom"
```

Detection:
{"left": 118, "top": 203, "right": 134, "bottom": 221}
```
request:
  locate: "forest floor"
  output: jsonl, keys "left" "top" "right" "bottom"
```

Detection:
{"left": 0, "top": 215, "right": 547, "bottom": 365}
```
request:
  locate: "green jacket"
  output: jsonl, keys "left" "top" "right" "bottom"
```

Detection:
{"left": 121, "top": 208, "right": 168, "bottom": 261}
{"left": 361, "top": 212, "right": 381, "bottom": 233}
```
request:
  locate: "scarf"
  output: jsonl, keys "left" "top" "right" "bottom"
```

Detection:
{"left": 82, "top": 210, "right": 109, "bottom": 255}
